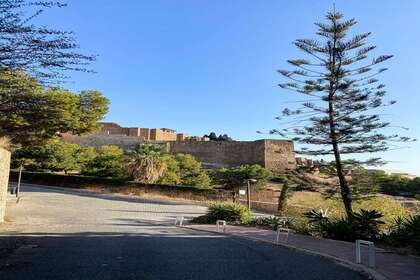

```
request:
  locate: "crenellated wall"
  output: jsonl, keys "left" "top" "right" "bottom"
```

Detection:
{"left": 62, "top": 133, "right": 296, "bottom": 172}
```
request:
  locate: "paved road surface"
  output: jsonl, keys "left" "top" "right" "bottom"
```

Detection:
{"left": 0, "top": 184, "right": 366, "bottom": 280}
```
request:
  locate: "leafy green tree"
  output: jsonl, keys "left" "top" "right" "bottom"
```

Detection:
{"left": 158, "top": 155, "right": 181, "bottom": 185}
{"left": 126, "top": 144, "right": 166, "bottom": 183}
{"left": 82, "top": 145, "right": 126, "bottom": 178}
{"left": 174, "top": 154, "right": 211, "bottom": 188}
{"left": 217, "top": 134, "right": 232, "bottom": 141}
{"left": 204, "top": 132, "right": 233, "bottom": 141}
{"left": 12, "top": 140, "right": 86, "bottom": 174}
{"left": 369, "top": 171, "right": 420, "bottom": 196}
{"left": 206, "top": 132, "right": 218, "bottom": 141}
{"left": 272, "top": 9, "right": 414, "bottom": 218}
{"left": 158, "top": 154, "right": 211, "bottom": 187}
{"left": 0, "top": 71, "right": 109, "bottom": 146}
{"left": 212, "top": 164, "right": 272, "bottom": 191}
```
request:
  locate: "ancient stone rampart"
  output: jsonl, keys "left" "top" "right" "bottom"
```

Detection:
{"left": 169, "top": 140, "right": 295, "bottom": 171}
{"left": 62, "top": 133, "right": 296, "bottom": 172}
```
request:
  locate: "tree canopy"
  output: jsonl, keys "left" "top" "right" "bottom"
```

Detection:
{"left": 0, "top": 70, "right": 109, "bottom": 146}
{"left": 204, "top": 132, "right": 233, "bottom": 141}
{"left": 0, "top": 0, "right": 94, "bottom": 82}
{"left": 273, "top": 9, "right": 414, "bottom": 218}
{"left": 211, "top": 164, "right": 272, "bottom": 190}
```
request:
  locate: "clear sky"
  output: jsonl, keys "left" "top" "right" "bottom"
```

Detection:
{"left": 35, "top": 0, "right": 420, "bottom": 175}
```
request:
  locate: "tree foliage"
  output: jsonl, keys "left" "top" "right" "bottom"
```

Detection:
{"left": 273, "top": 10, "right": 414, "bottom": 218}
{"left": 126, "top": 144, "right": 166, "bottom": 183}
{"left": 211, "top": 164, "right": 272, "bottom": 190}
{"left": 204, "top": 132, "right": 233, "bottom": 141}
{"left": 82, "top": 145, "right": 126, "bottom": 178}
{"left": 128, "top": 145, "right": 212, "bottom": 187}
{"left": 0, "top": 70, "right": 109, "bottom": 146}
{"left": 0, "top": 0, "right": 94, "bottom": 82}
{"left": 12, "top": 139, "right": 88, "bottom": 173}
{"left": 172, "top": 154, "right": 211, "bottom": 187}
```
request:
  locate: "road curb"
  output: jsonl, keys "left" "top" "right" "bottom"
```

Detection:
{"left": 181, "top": 225, "right": 389, "bottom": 280}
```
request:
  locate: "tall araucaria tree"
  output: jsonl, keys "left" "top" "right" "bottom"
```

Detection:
{"left": 272, "top": 10, "right": 414, "bottom": 219}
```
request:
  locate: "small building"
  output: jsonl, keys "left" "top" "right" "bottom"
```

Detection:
{"left": 176, "top": 133, "right": 188, "bottom": 141}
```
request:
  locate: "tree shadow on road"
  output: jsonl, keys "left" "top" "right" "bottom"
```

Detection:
{"left": 0, "top": 229, "right": 367, "bottom": 280}
{"left": 15, "top": 184, "right": 207, "bottom": 207}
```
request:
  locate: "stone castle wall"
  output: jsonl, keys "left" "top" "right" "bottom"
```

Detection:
{"left": 169, "top": 140, "right": 295, "bottom": 170}
{"left": 263, "top": 140, "right": 296, "bottom": 171}
{"left": 61, "top": 134, "right": 296, "bottom": 172}
{"left": 169, "top": 140, "right": 266, "bottom": 168}
{"left": 0, "top": 148, "right": 11, "bottom": 223}
{"left": 61, "top": 134, "right": 143, "bottom": 150}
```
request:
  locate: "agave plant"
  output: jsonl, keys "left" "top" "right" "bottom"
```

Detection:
{"left": 304, "top": 208, "right": 330, "bottom": 223}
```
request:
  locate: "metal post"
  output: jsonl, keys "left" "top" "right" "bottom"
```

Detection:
{"left": 355, "top": 240, "right": 361, "bottom": 263}
{"left": 174, "top": 216, "right": 184, "bottom": 226}
{"left": 216, "top": 220, "right": 226, "bottom": 232}
{"left": 276, "top": 227, "right": 291, "bottom": 244}
{"left": 247, "top": 180, "right": 251, "bottom": 210}
{"left": 16, "top": 164, "right": 23, "bottom": 199}
{"left": 355, "top": 240, "right": 375, "bottom": 268}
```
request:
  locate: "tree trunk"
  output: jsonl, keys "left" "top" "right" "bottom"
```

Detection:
{"left": 332, "top": 137, "right": 353, "bottom": 218}
{"left": 327, "top": 21, "right": 353, "bottom": 219}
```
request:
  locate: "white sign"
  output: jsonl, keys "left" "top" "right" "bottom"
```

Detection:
{"left": 239, "top": 189, "right": 246, "bottom": 195}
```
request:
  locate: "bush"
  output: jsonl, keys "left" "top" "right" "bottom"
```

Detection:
{"left": 370, "top": 171, "right": 420, "bottom": 197}
{"left": 305, "top": 209, "right": 384, "bottom": 241}
{"left": 82, "top": 145, "right": 127, "bottom": 178}
{"left": 385, "top": 215, "right": 420, "bottom": 255}
{"left": 246, "top": 216, "right": 294, "bottom": 230}
{"left": 173, "top": 154, "right": 211, "bottom": 188}
{"left": 12, "top": 140, "right": 88, "bottom": 173}
{"left": 158, "top": 153, "right": 211, "bottom": 188}
{"left": 285, "top": 192, "right": 408, "bottom": 228}
{"left": 192, "top": 202, "right": 252, "bottom": 224}
{"left": 211, "top": 164, "right": 272, "bottom": 190}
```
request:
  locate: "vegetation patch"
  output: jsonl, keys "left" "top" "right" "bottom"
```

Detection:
{"left": 192, "top": 202, "right": 252, "bottom": 224}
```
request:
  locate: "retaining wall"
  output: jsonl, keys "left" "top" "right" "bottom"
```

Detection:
{"left": 0, "top": 148, "right": 11, "bottom": 223}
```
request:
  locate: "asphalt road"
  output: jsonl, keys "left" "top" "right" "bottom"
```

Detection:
{"left": 0, "top": 184, "right": 366, "bottom": 280}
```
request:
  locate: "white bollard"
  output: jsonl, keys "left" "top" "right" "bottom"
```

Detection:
{"left": 276, "top": 227, "right": 291, "bottom": 244}
{"left": 174, "top": 216, "right": 184, "bottom": 226}
{"left": 216, "top": 220, "right": 227, "bottom": 232}
{"left": 355, "top": 240, "right": 375, "bottom": 268}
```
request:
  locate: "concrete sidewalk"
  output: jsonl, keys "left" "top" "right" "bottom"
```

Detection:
{"left": 185, "top": 224, "right": 420, "bottom": 280}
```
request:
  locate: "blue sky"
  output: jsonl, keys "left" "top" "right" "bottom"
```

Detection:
{"left": 36, "top": 1, "right": 420, "bottom": 175}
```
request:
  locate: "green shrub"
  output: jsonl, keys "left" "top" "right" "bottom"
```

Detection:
{"left": 192, "top": 202, "right": 251, "bottom": 224}
{"left": 247, "top": 216, "right": 294, "bottom": 230}
{"left": 354, "top": 196, "right": 408, "bottom": 227}
{"left": 370, "top": 171, "right": 420, "bottom": 197}
{"left": 82, "top": 145, "right": 127, "bottom": 178}
{"left": 12, "top": 140, "right": 89, "bottom": 173}
{"left": 305, "top": 209, "right": 384, "bottom": 241}
{"left": 211, "top": 164, "right": 272, "bottom": 190}
{"left": 385, "top": 215, "right": 420, "bottom": 255}
{"left": 174, "top": 154, "right": 211, "bottom": 188}
{"left": 158, "top": 154, "right": 211, "bottom": 188}
{"left": 286, "top": 193, "right": 408, "bottom": 229}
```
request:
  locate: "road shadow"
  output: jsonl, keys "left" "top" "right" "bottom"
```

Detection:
{"left": 13, "top": 184, "right": 206, "bottom": 207}
{"left": 0, "top": 230, "right": 367, "bottom": 280}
